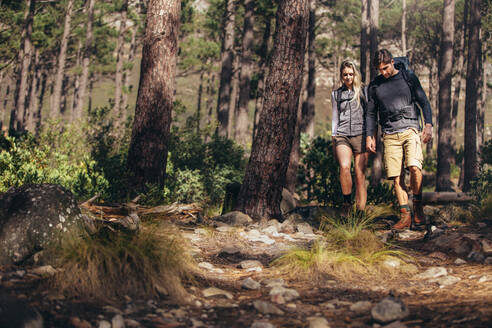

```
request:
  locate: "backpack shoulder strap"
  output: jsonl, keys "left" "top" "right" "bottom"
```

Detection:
{"left": 400, "top": 69, "right": 416, "bottom": 103}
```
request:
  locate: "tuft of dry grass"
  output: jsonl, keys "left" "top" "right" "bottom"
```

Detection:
{"left": 46, "top": 223, "right": 194, "bottom": 303}
{"left": 272, "top": 206, "right": 416, "bottom": 282}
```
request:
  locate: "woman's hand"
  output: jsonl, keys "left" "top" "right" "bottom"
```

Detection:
{"left": 366, "top": 136, "right": 376, "bottom": 153}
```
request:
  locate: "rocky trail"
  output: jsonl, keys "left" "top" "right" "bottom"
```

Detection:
{"left": 1, "top": 206, "right": 492, "bottom": 328}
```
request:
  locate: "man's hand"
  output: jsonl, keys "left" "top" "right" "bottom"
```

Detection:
{"left": 422, "top": 123, "right": 433, "bottom": 144}
{"left": 366, "top": 136, "right": 376, "bottom": 153}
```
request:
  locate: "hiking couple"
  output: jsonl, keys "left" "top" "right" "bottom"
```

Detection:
{"left": 331, "top": 49, "right": 433, "bottom": 230}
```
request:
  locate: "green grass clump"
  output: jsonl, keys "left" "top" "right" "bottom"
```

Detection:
{"left": 47, "top": 223, "right": 194, "bottom": 303}
{"left": 273, "top": 205, "right": 416, "bottom": 282}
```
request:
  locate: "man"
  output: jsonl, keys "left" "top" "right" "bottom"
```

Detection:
{"left": 366, "top": 49, "right": 433, "bottom": 229}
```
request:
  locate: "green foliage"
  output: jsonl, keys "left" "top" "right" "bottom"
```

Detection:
{"left": 367, "top": 182, "right": 395, "bottom": 206}
{"left": 470, "top": 139, "right": 492, "bottom": 214}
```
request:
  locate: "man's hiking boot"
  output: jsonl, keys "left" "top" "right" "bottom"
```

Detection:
{"left": 393, "top": 207, "right": 412, "bottom": 230}
{"left": 412, "top": 199, "right": 425, "bottom": 226}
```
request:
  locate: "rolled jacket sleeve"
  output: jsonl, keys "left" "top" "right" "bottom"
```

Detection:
{"left": 410, "top": 72, "right": 433, "bottom": 126}
{"left": 365, "top": 83, "right": 378, "bottom": 136}
{"left": 331, "top": 91, "right": 339, "bottom": 136}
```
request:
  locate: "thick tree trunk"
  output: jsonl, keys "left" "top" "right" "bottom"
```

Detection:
{"left": 477, "top": 51, "right": 485, "bottom": 147}
{"left": 401, "top": 0, "right": 407, "bottom": 55}
{"left": 235, "top": 0, "right": 308, "bottom": 220}
{"left": 127, "top": 0, "right": 180, "bottom": 193}
{"left": 35, "top": 70, "right": 47, "bottom": 134}
{"left": 368, "top": 0, "right": 379, "bottom": 80}
{"left": 300, "top": 0, "right": 316, "bottom": 139}
{"left": 427, "top": 62, "right": 438, "bottom": 154}
{"left": 463, "top": 0, "right": 481, "bottom": 191}
{"left": 436, "top": 0, "right": 455, "bottom": 192}
{"left": 216, "top": 0, "right": 236, "bottom": 137}
{"left": 74, "top": 0, "right": 95, "bottom": 120}
{"left": 114, "top": 0, "right": 129, "bottom": 129}
{"left": 360, "top": 0, "right": 369, "bottom": 83}
{"left": 0, "top": 70, "right": 4, "bottom": 129}
{"left": 286, "top": 86, "right": 303, "bottom": 194}
{"left": 52, "top": 0, "right": 73, "bottom": 118}
{"left": 235, "top": 0, "right": 255, "bottom": 147}
{"left": 70, "top": 39, "right": 82, "bottom": 121}
{"left": 10, "top": 0, "right": 35, "bottom": 133}
{"left": 451, "top": 0, "right": 468, "bottom": 160}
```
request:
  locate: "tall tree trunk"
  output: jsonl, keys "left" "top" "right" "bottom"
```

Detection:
{"left": 114, "top": 0, "right": 129, "bottom": 130}
{"left": 205, "top": 71, "right": 216, "bottom": 143}
{"left": 401, "top": 0, "right": 407, "bottom": 55}
{"left": 253, "top": 15, "right": 273, "bottom": 143}
{"left": 360, "top": 0, "right": 369, "bottom": 82}
{"left": 369, "top": 0, "right": 379, "bottom": 80}
{"left": 70, "top": 39, "right": 83, "bottom": 121}
{"left": 427, "top": 62, "right": 438, "bottom": 154}
{"left": 35, "top": 70, "right": 47, "bottom": 134}
{"left": 286, "top": 78, "right": 304, "bottom": 194}
{"left": 0, "top": 70, "right": 4, "bottom": 129}
{"left": 127, "top": 0, "right": 180, "bottom": 193}
{"left": 121, "top": 26, "right": 138, "bottom": 116}
{"left": 300, "top": 0, "right": 316, "bottom": 139}
{"left": 477, "top": 50, "right": 485, "bottom": 147}
{"left": 451, "top": 0, "right": 468, "bottom": 161}
{"left": 436, "top": 0, "right": 455, "bottom": 192}
{"left": 463, "top": 0, "right": 481, "bottom": 191}
{"left": 216, "top": 0, "right": 236, "bottom": 137}
{"left": 196, "top": 70, "right": 204, "bottom": 133}
{"left": 235, "top": 0, "right": 255, "bottom": 147}
{"left": 10, "top": 0, "right": 35, "bottom": 133}
{"left": 26, "top": 48, "right": 40, "bottom": 132}
{"left": 228, "top": 47, "right": 239, "bottom": 137}
{"left": 52, "top": 0, "right": 73, "bottom": 118}
{"left": 235, "top": 0, "right": 308, "bottom": 220}
{"left": 74, "top": 0, "right": 95, "bottom": 120}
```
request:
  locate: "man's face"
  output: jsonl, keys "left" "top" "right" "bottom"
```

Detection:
{"left": 378, "top": 60, "right": 396, "bottom": 79}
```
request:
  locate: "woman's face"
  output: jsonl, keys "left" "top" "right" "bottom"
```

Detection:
{"left": 342, "top": 66, "right": 354, "bottom": 89}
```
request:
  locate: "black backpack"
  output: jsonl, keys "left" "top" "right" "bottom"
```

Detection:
{"left": 393, "top": 56, "right": 416, "bottom": 103}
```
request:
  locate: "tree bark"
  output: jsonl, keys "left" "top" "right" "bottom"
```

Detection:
{"left": 114, "top": 0, "right": 129, "bottom": 130}
{"left": 436, "top": 0, "right": 455, "bottom": 191}
{"left": 463, "top": 0, "right": 481, "bottom": 191}
{"left": 70, "top": 39, "right": 82, "bottom": 121}
{"left": 368, "top": 0, "right": 379, "bottom": 80}
{"left": 74, "top": 0, "right": 95, "bottom": 120}
{"left": 228, "top": 47, "right": 239, "bottom": 137}
{"left": 127, "top": 0, "right": 180, "bottom": 193}
{"left": 451, "top": 0, "right": 468, "bottom": 160}
{"left": 360, "top": 0, "right": 369, "bottom": 82}
{"left": 216, "top": 0, "right": 236, "bottom": 137}
{"left": 52, "top": 0, "right": 73, "bottom": 118}
{"left": 26, "top": 48, "right": 40, "bottom": 133}
{"left": 10, "top": 0, "right": 35, "bottom": 133}
{"left": 196, "top": 70, "right": 204, "bottom": 133}
{"left": 235, "top": 0, "right": 255, "bottom": 147}
{"left": 477, "top": 50, "right": 485, "bottom": 148}
{"left": 300, "top": 0, "right": 316, "bottom": 139}
{"left": 401, "top": 0, "right": 407, "bottom": 56}
{"left": 235, "top": 0, "right": 308, "bottom": 220}
{"left": 121, "top": 26, "right": 138, "bottom": 116}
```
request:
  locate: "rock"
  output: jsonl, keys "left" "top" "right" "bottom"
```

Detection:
{"left": 269, "top": 286, "right": 300, "bottom": 302}
{"left": 454, "top": 258, "right": 466, "bottom": 265}
{"left": 239, "top": 260, "right": 264, "bottom": 269}
{"left": 202, "top": 287, "right": 233, "bottom": 300}
{"left": 477, "top": 222, "right": 487, "bottom": 228}
{"left": 71, "top": 317, "right": 92, "bottom": 328}
{"left": 297, "top": 222, "right": 314, "bottom": 235}
{"left": 240, "top": 230, "right": 275, "bottom": 245}
{"left": 279, "top": 216, "right": 298, "bottom": 234}
{"left": 350, "top": 301, "right": 373, "bottom": 314}
{"left": 262, "top": 225, "right": 279, "bottom": 236}
{"left": 112, "top": 314, "right": 125, "bottom": 328}
{"left": 190, "top": 318, "right": 206, "bottom": 328}
{"left": 103, "top": 305, "right": 123, "bottom": 314}
{"left": 253, "top": 300, "right": 284, "bottom": 315}
{"left": 482, "top": 239, "right": 492, "bottom": 254}
{"left": 124, "top": 319, "right": 141, "bottom": 328}
{"left": 216, "top": 226, "right": 237, "bottom": 233}
{"left": 382, "top": 321, "right": 408, "bottom": 328}
{"left": 307, "top": 316, "right": 331, "bottom": 328}
{"left": 485, "top": 257, "right": 492, "bottom": 265}
{"left": 31, "top": 265, "right": 57, "bottom": 277}
{"left": 262, "top": 278, "right": 284, "bottom": 288}
{"left": 214, "top": 211, "right": 253, "bottom": 227}
{"left": 379, "top": 231, "right": 395, "bottom": 243}
{"left": 382, "top": 259, "right": 400, "bottom": 269}
{"left": 478, "top": 275, "right": 492, "bottom": 283}
{"left": 0, "top": 294, "right": 44, "bottom": 328}
{"left": 371, "top": 297, "right": 410, "bottom": 324}
{"left": 270, "top": 293, "right": 285, "bottom": 304}
{"left": 98, "top": 321, "right": 111, "bottom": 328}
{"left": 396, "top": 230, "right": 422, "bottom": 240}
{"left": 251, "top": 320, "right": 276, "bottom": 328}
{"left": 427, "top": 251, "right": 449, "bottom": 261}
{"left": 281, "top": 188, "right": 297, "bottom": 214}
{"left": 414, "top": 267, "right": 447, "bottom": 280}
{"left": 219, "top": 246, "right": 241, "bottom": 256}
{"left": 467, "top": 251, "right": 485, "bottom": 262}
{"left": 198, "top": 262, "right": 224, "bottom": 274}
{"left": 429, "top": 275, "right": 461, "bottom": 287}
{"left": 242, "top": 277, "right": 261, "bottom": 290}
{"left": 0, "top": 184, "right": 83, "bottom": 265}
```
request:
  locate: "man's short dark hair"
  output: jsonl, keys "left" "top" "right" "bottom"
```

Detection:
{"left": 374, "top": 49, "right": 393, "bottom": 68}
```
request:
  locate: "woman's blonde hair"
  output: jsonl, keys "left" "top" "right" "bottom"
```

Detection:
{"left": 339, "top": 60, "right": 364, "bottom": 107}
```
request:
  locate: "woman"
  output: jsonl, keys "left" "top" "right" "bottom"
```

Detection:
{"left": 331, "top": 60, "right": 368, "bottom": 213}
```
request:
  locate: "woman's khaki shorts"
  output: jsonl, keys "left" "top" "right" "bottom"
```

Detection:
{"left": 383, "top": 128, "right": 423, "bottom": 178}
{"left": 334, "top": 135, "right": 366, "bottom": 154}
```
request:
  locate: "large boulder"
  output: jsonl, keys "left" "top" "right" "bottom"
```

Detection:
{"left": 0, "top": 184, "right": 83, "bottom": 265}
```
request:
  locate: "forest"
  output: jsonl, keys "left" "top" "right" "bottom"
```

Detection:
{"left": 0, "top": 0, "right": 492, "bottom": 327}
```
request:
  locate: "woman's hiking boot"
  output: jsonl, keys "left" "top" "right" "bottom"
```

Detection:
{"left": 393, "top": 207, "right": 412, "bottom": 230}
{"left": 412, "top": 199, "right": 425, "bottom": 226}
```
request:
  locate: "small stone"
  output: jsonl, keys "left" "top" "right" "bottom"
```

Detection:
{"left": 215, "top": 211, "right": 253, "bottom": 226}
{"left": 382, "top": 259, "right": 400, "bottom": 269}
{"left": 202, "top": 287, "right": 233, "bottom": 300}
{"left": 429, "top": 275, "right": 461, "bottom": 287}
{"left": 239, "top": 260, "right": 264, "bottom": 269}
{"left": 103, "top": 305, "right": 123, "bottom": 314}
{"left": 190, "top": 318, "right": 205, "bottom": 328}
{"left": 454, "top": 258, "right": 467, "bottom": 265}
{"left": 286, "top": 303, "right": 297, "bottom": 309}
{"left": 71, "top": 317, "right": 92, "bottom": 328}
{"left": 427, "top": 252, "right": 448, "bottom": 261}
{"left": 198, "top": 262, "right": 224, "bottom": 273}
{"left": 269, "top": 286, "right": 300, "bottom": 301}
{"left": 98, "top": 320, "right": 111, "bottom": 328}
{"left": 350, "top": 301, "right": 373, "bottom": 314}
{"left": 124, "top": 319, "right": 141, "bottom": 328}
{"left": 467, "top": 251, "right": 485, "bottom": 263}
{"left": 382, "top": 321, "right": 408, "bottom": 328}
{"left": 219, "top": 246, "right": 241, "bottom": 255}
{"left": 262, "top": 278, "right": 284, "bottom": 288}
{"left": 297, "top": 223, "right": 314, "bottom": 235}
{"left": 307, "top": 316, "right": 331, "bottom": 328}
{"left": 371, "top": 297, "right": 410, "bottom": 324}
{"left": 242, "top": 277, "right": 261, "bottom": 290}
{"left": 251, "top": 320, "right": 276, "bottom": 328}
{"left": 31, "top": 265, "right": 57, "bottom": 277}
{"left": 270, "top": 293, "right": 285, "bottom": 304}
{"left": 481, "top": 239, "right": 492, "bottom": 254}
{"left": 414, "top": 267, "right": 447, "bottom": 280}
{"left": 484, "top": 257, "right": 492, "bottom": 265}
{"left": 253, "top": 300, "right": 284, "bottom": 315}
{"left": 112, "top": 314, "right": 125, "bottom": 328}
{"left": 478, "top": 275, "right": 492, "bottom": 283}
{"left": 170, "top": 308, "right": 187, "bottom": 319}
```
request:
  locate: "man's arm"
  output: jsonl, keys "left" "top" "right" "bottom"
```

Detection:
{"left": 365, "top": 83, "right": 378, "bottom": 153}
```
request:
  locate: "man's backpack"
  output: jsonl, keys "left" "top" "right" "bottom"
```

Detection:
{"left": 393, "top": 56, "right": 416, "bottom": 103}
